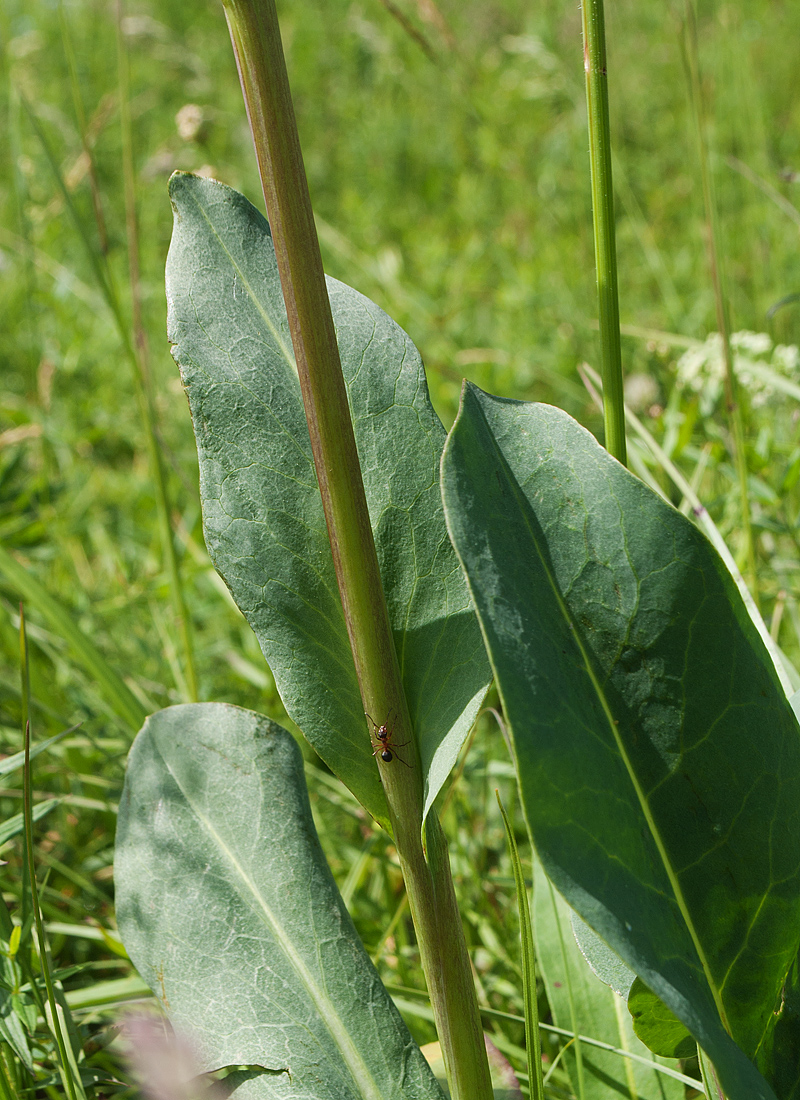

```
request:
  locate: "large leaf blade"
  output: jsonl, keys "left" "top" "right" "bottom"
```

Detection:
{"left": 166, "top": 174, "right": 489, "bottom": 827}
{"left": 440, "top": 383, "right": 800, "bottom": 1100}
{"left": 115, "top": 703, "right": 444, "bottom": 1100}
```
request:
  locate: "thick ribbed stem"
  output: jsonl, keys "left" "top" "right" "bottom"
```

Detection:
{"left": 220, "top": 2, "right": 493, "bottom": 1096}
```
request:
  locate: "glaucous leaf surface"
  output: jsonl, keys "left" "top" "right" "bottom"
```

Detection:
{"left": 166, "top": 174, "right": 489, "bottom": 829}
{"left": 441, "top": 383, "right": 800, "bottom": 1100}
{"left": 532, "top": 860, "right": 684, "bottom": 1100}
{"left": 115, "top": 703, "right": 444, "bottom": 1100}
{"left": 570, "top": 913, "right": 635, "bottom": 999}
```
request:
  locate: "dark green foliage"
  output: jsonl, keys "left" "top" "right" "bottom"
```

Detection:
{"left": 441, "top": 383, "right": 800, "bottom": 1099}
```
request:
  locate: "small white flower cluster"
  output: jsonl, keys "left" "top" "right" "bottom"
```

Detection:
{"left": 676, "top": 331, "right": 800, "bottom": 414}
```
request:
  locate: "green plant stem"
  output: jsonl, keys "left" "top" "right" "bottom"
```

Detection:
{"left": 19, "top": 610, "right": 79, "bottom": 1100}
{"left": 548, "top": 878, "right": 586, "bottom": 1100}
{"left": 580, "top": 0, "right": 626, "bottom": 466}
{"left": 698, "top": 1044, "right": 726, "bottom": 1100}
{"left": 8, "top": 82, "right": 38, "bottom": 388}
{"left": 220, "top": 2, "right": 492, "bottom": 1097}
{"left": 116, "top": 0, "right": 198, "bottom": 699}
{"left": 57, "top": 0, "right": 108, "bottom": 254}
{"left": 496, "top": 792, "right": 545, "bottom": 1100}
{"left": 23, "top": 91, "right": 198, "bottom": 702}
{"left": 0, "top": 544, "right": 146, "bottom": 733}
{"left": 682, "top": 0, "right": 757, "bottom": 602}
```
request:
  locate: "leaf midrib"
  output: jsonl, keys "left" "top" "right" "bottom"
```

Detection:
{"left": 156, "top": 736, "right": 390, "bottom": 1100}
{"left": 466, "top": 394, "right": 730, "bottom": 1034}
{"left": 183, "top": 185, "right": 296, "bottom": 372}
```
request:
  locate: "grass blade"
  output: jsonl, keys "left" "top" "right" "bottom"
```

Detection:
{"left": 386, "top": 984, "right": 705, "bottom": 1091}
{"left": 20, "top": 608, "right": 83, "bottom": 1100}
{"left": 115, "top": 0, "right": 198, "bottom": 701}
{"left": 0, "top": 546, "right": 146, "bottom": 732}
{"left": 495, "top": 791, "right": 544, "bottom": 1100}
{"left": 681, "top": 0, "right": 757, "bottom": 602}
{"left": 0, "top": 727, "right": 77, "bottom": 779}
{"left": 0, "top": 801, "right": 60, "bottom": 848}
{"left": 22, "top": 88, "right": 198, "bottom": 704}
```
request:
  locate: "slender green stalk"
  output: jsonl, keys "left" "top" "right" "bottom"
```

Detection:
{"left": 220, "top": 2, "right": 492, "bottom": 1097}
{"left": 116, "top": 0, "right": 198, "bottom": 699}
{"left": 57, "top": 0, "right": 108, "bottom": 254}
{"left": 19, "top": 610, "right": 80, "bottom": 1100}
{"left": 580, "top": 0, "right": 626, "bottom": 466}
{"left": 0, "top": 544, "right": 146, "bottom": 733}
{"left": 682, "top": 0, "right": 757, "bottom": 601}
{"left": 8, "top": 81, "right": 38, "bottom": 388}
{"left": 698, "top": 1044, "right": 726, "bottom": 1100}
{"left": 496, "top": 792, "right": 544, "bottom": 1100}
{"left": 22, "top": 90, "right": 198, "bottom": 702}
{"left": 547, "top": 877, "right": 586, "bottom": 1100}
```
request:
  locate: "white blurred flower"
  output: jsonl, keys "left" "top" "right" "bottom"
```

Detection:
{"left": 731, "top": 330, "right": 772, "bottom": 355}
{"left": 624, "top": 372, "right": 659, "bottom": 413}
{"left": 175, "top": 104, "right": 205, "bottom": 143}
{"left": 676, "top": 330, "right": 799, "bottom": 414}
{"left": 774, "top": 344, "right": 800, "bottom": 373}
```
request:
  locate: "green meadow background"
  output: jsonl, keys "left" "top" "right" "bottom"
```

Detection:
{"left": 1, "top": 0, "right": 799, "bottom": 1091}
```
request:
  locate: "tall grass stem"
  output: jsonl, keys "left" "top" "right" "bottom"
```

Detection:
{"left": 24, "top": 77, "right": 198, "bottom": 703}
{"left": 698, "top": 1045, "right": 726, "bottom": 1100}
{"left": 115, "top": 0, "right": 199, "bottom": 700}
{"left": 547, "top": 877, "right": 586, "bottom": 1100}
{"left": 580, "top": 0, "right": 626, "bottom": 466}
{"left": 220, "top": 1, "right": 493, "bottom": 1095}
{"left": 57, "top": 0, "right": 108, "bottom": 254}
{"left": 496, "top": 792, "right": 545, "bottom": 1100}
{"left": 0, "top": 545, "right": 147, "bottom": 733}
{"left": 682, "top": 0, "right": 757, "bottom": 602}
{"left": 20, "top": 609, "right": 81, "bottom": 1100}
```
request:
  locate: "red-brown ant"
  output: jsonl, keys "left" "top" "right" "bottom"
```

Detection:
{"left": 366, "top": 712, "right": 411, "bottom": 767}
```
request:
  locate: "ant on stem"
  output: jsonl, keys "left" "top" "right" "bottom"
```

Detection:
{"left": 366, "top": 711, "right": 411, "bottom": 767}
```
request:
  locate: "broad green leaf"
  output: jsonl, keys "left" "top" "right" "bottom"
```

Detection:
{"left": 166, "top": 174, "right": 489, "bottom": 829}
{"left": 115, "top": 703, "right": 445, "bottom": 1100}
{"left": 441, "top": 383, "right": 800, "bottom": 1100}
{"left": 627, "top": 979, "right": 696, "bottom": 1060}
{"left": 531, "top": 859, "right": 684, "bottom": 1100}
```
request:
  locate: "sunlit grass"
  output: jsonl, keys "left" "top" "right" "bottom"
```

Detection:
{"left": 1, "top": 0, "right": 799, "bottom": 1091}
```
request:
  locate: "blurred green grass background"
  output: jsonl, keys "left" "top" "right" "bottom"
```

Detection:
{"left": 1, "top": 0, "right": 799, "bottom": 1091}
